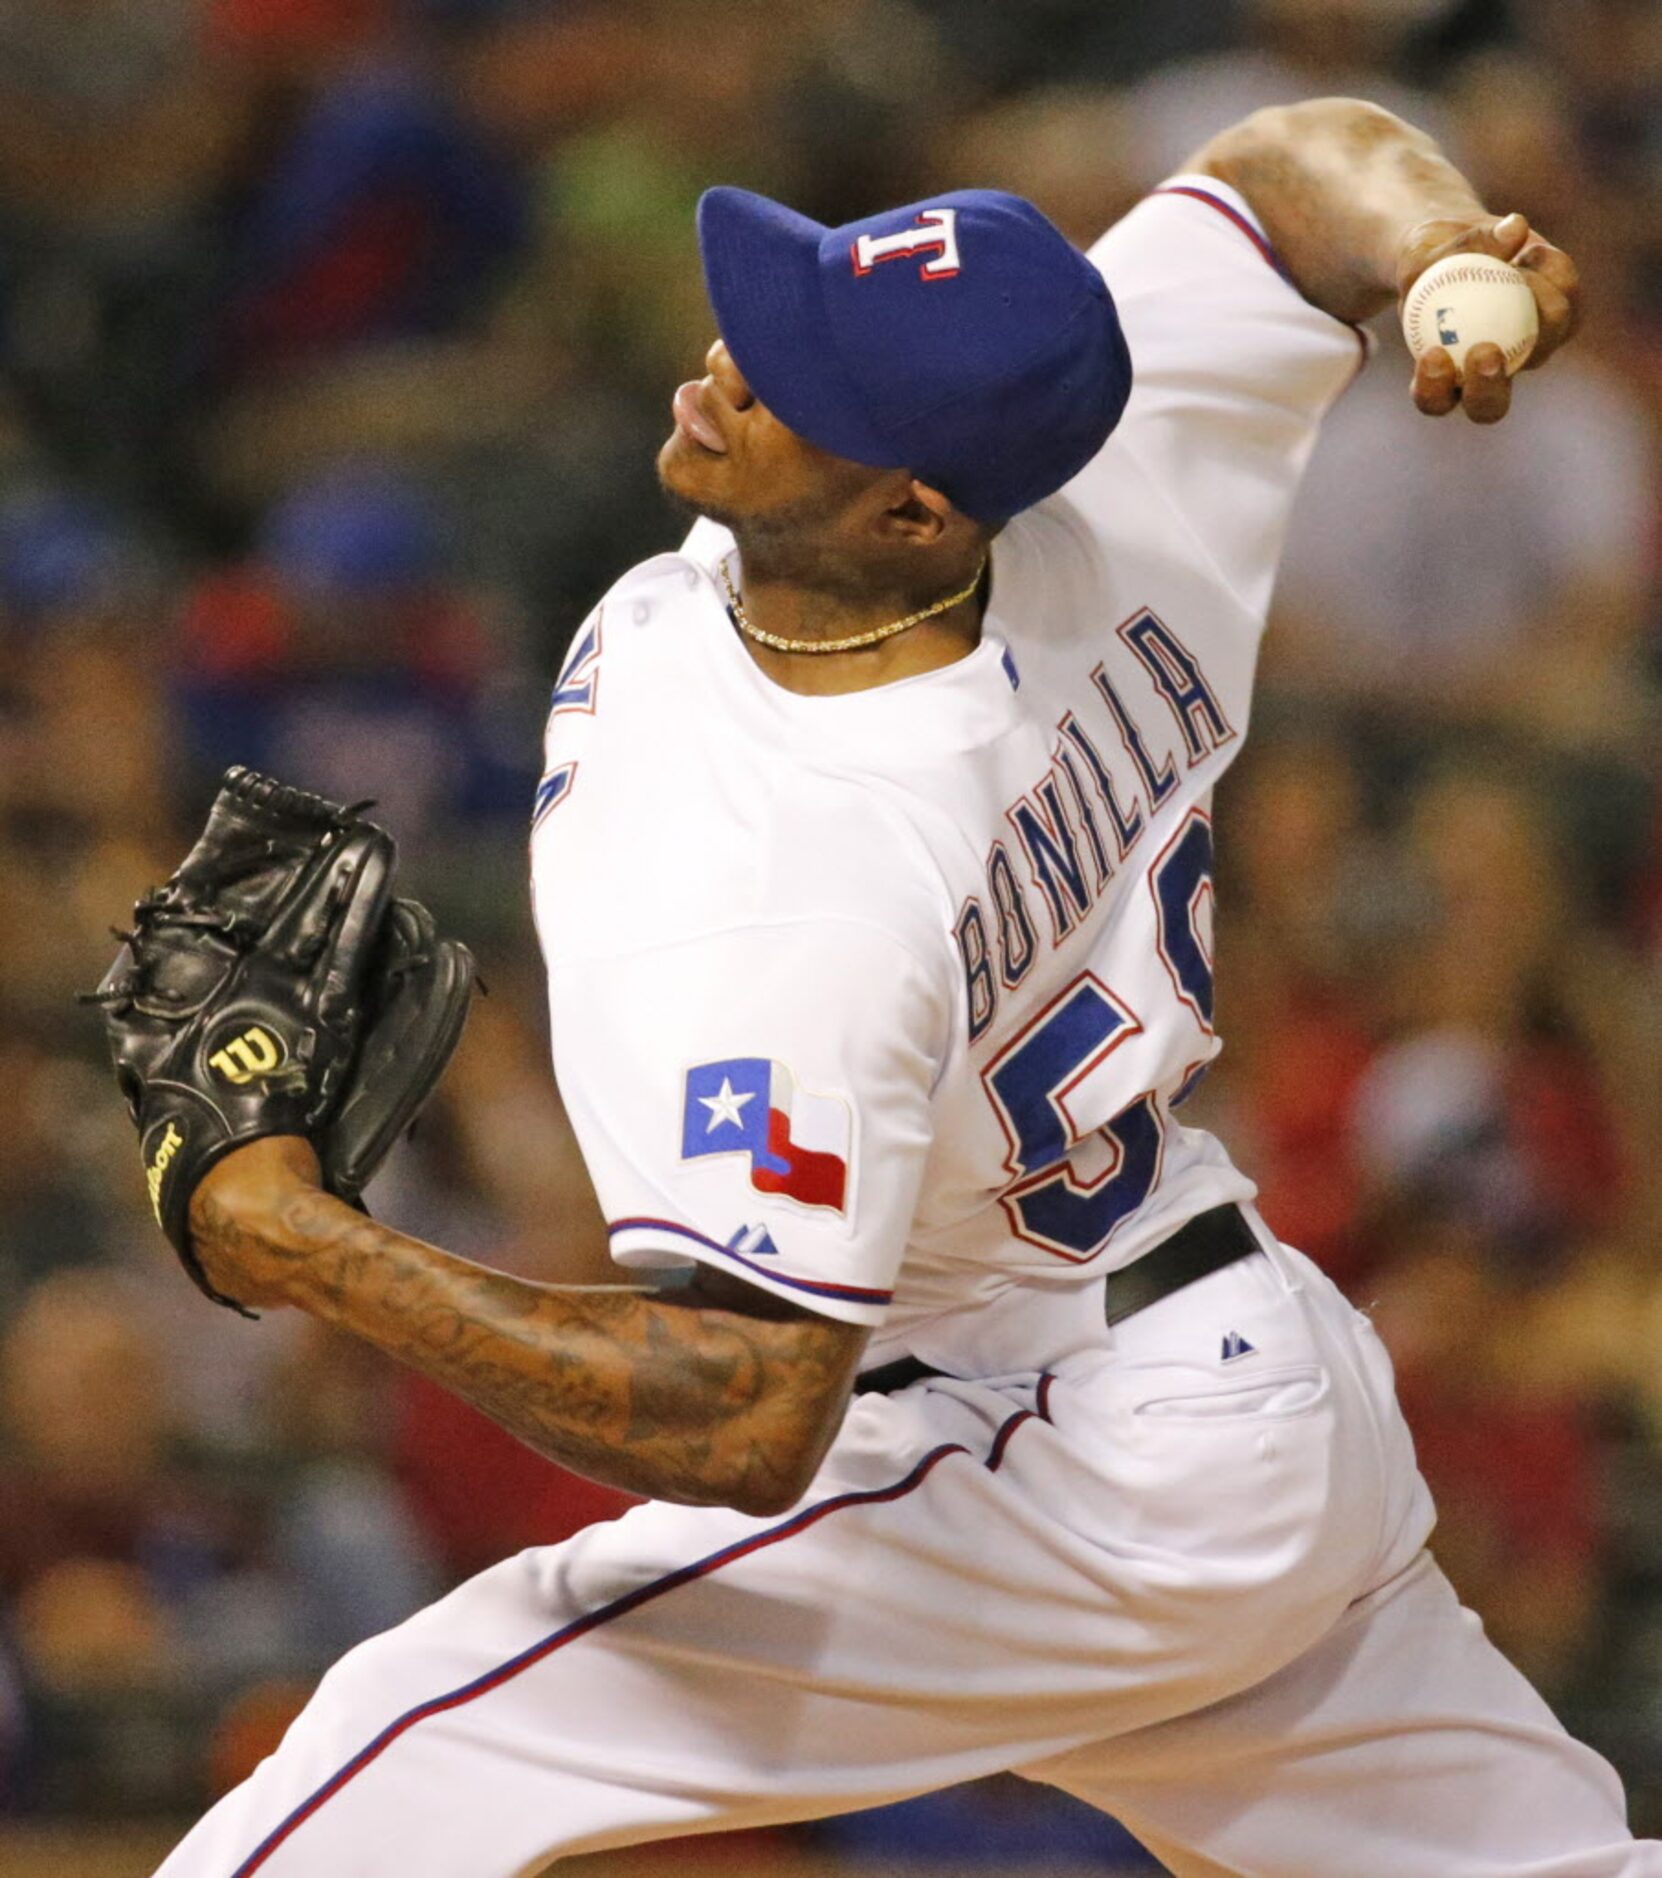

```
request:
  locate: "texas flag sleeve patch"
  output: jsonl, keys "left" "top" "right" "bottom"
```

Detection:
{"left": 681, "top": 1057, "right": 851, "bottom": 1213}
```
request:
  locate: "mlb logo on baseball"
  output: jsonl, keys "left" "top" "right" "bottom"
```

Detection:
{"left": 682, "top": 1057, "right": 851, "bottom": 1212}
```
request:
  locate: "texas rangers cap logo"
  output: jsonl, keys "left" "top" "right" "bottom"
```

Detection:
{"left": 850, "top": 207, "right": 960, "bottom": 281}
{"left": 681, "top": 1057, "right": 851, "bottom": 1213}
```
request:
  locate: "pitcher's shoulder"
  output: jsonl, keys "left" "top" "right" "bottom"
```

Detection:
{"left": 534, "top": 739, "right": 947, "bottom": 979}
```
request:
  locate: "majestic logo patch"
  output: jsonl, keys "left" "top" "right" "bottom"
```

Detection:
{"left": 726, "top": 1223, "right": 780, "bottom": 1259}
{"left": 1220, "top": 1330, "right": 1257, "bottom": 1363}
{"left": 851, "top": 207, "right": 960, "bottom": 281}
{"left": 682, "top": 1058, "right": 851, "bottom": 1213}
{"left": 145, "top": 1119, "right": 185, "bottom": 1223}
{"left": 207, "top": 1023, "right": 286, "bottom": 1086}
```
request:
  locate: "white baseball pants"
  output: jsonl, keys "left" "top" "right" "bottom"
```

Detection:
{"left": 157, "top": 1231, "right": 1657, "bottom": 1877}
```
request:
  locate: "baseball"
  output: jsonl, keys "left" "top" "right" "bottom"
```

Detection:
{"left": 1401, "top": 252, "right": 1539, "bottom": 375}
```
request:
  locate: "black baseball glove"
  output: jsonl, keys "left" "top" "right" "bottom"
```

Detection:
{"left": 88, "top": 767, "right": 476, "bottom": 1313}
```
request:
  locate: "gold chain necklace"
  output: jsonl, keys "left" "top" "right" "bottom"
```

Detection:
{"left": 719, "top": 554, "right": 986, "bottom": 655}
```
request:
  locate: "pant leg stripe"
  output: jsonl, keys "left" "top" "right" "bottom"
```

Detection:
{"left": 985, "top": 1410, "right": 1033, "bottom": 1472}
{"left": 227, "top": 1440, "right": 970, "bottom": 1877}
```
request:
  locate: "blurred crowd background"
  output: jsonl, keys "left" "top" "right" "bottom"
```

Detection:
{"left": 0, "top": 0, "right": 1658, "bottom": 1867}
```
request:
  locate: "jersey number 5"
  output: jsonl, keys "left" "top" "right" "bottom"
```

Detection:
{"left": 980, "top": 811, "right": 1213, "bottom": 1262}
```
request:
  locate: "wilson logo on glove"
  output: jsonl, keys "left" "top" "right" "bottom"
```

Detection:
{"left": 145, "top": 1119, "right": 185, "bottom": 1224}
{"left": 208, "top": 1024, "right": 287, "bottom": 1085}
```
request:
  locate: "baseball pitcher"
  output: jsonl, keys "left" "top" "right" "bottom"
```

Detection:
{"left": 98, "top": 98, "right": 1657, "bottom": 1876}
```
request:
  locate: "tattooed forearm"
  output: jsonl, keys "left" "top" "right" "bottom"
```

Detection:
{"left": 190, "top": 1170, "right": 868, "bottom": 1516}
{"left": 1194, "top": 99, "right": 1487, "bottom": 323}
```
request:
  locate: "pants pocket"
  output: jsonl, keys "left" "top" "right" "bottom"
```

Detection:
{"left": 1133, "top": 1364, "right": 1329, "bottom": 1422}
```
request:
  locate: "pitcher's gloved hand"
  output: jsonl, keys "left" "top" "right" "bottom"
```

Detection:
{"left": 88, "top": 768, "right": 475, "bottom": 1314}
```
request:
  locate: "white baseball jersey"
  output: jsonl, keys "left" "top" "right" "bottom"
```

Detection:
{"left": 532, "top": 175, "right": 1363, "bottom": 1372}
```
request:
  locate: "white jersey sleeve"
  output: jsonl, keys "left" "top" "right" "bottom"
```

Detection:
{"left": 547, "top": 916, "right": 950, "bottom": 1327}
{"left": 1082, "top": 174, "right": 1368, "bottom": 622}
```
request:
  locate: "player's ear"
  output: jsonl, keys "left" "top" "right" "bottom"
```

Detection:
{"left": 879, "top": 477, "right": 955, "bottom": 546}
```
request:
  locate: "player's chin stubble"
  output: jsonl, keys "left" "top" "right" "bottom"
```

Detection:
{"left": 656, "top": 455, "right": 862, "bottom": 594}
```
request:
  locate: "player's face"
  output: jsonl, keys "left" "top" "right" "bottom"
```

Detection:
{"left": 656, "top": 339, "right": 879, "bottom": 539}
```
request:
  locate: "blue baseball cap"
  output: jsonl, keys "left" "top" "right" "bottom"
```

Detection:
{"left": 696, "top": 185, "right": 1131, "bottom": 523}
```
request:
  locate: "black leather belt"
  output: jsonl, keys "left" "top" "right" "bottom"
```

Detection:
{"left": 1101, "top": 1201, "right": 1260, "bottom": 1325}
{"left": 855, "top": 1202, "right": 1261, "bottom": 1395}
